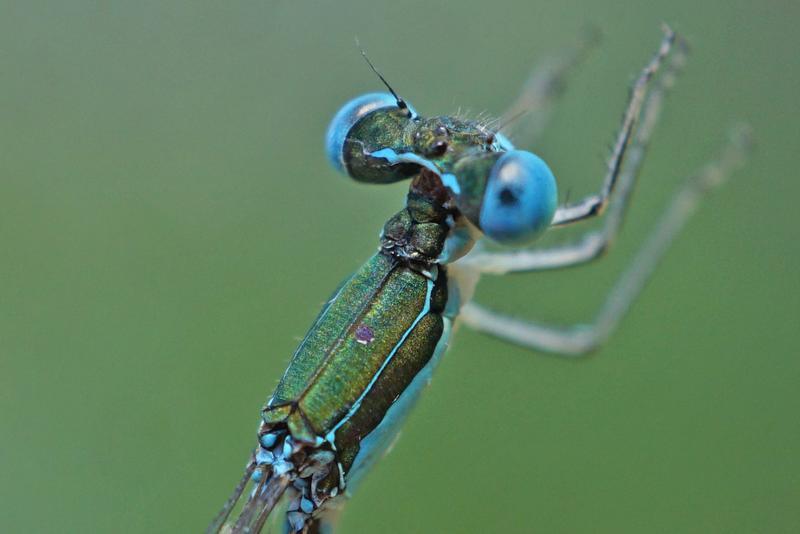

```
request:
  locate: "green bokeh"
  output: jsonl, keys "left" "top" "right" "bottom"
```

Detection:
{"left": 1, "top": 1, "right": 798, "bottom": 532}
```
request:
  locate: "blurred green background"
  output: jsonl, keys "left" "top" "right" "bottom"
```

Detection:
{"left": 2, "top": 1, "right": 798, "bottom": 532}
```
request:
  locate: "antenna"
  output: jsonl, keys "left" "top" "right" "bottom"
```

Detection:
{"left": 355, "top": 38, "right": 409, "bottom": 113}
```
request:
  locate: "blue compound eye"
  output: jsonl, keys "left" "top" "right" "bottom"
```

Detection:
{"left": 479, "top": 150, "right": 558, "bottom": 244}
{"left": 325, "top": 93, "right": 415, "bottom": 174}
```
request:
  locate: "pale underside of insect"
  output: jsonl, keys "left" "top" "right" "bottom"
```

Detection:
{"left": 208, "top": 26, "right": 751, "bottom": 534}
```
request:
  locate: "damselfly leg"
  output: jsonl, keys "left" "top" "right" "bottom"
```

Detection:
{"left": 460, "top": 125, "right": 751, "bottom": 355}
{"left": 550, "top": 26, "right": 676, "bottom": 226}
{"left": 499, "top": 25, "right": 601, "bottom": 144}
{"left": 461, "top": 33, "right": 687, "bottom": 275}
{"left": 459, "top": 29, "right": 751, "bottom": 355}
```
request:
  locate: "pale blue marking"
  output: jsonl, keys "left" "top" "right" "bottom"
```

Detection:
{"left": 272, "top": 459, "right": 292, "bottom": 476}
{"left": 494, "top": 132, "right": 515, "bottom": 151}
{"left": 368, "top": 148, "right": 440, "bottom": 175}
{"left": 300, "top": 498, "right": 314, "bottom": 514}
{"left": 287, "top": 511, "right": 306, "bottom": 532}
{"left": 259, "top": 433, "right": 277, "bottom": 449}
{"left": 368, "top": 148, "right": 463, "bottom": 195}
{"left": 405, "top": 102, "right": 419, "bottom": 119}
{"left": 325, "top": 278, "right": 435, "bottom": 451}
{"left": 251, "top": 469, "right": 263, "bottom": 483}
{"left": 439, "top": 173, "right": 461, "bottom": 195}
{"left": 438, "top": 216, "right": 474, "bottom": 263}
{"left": 346, "top": 317, "right": 453, "bottom": 492}
{"left": 255, "top": 449, "right": 275, "bottom": 465}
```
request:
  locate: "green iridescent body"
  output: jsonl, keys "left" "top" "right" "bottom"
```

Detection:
{"left": 262, "top": 255, "right": 447, "bottom": 470}
{"left": 261, "top": 170, "right": 457, "bottom": 496}
{"left": 206, "top": 102, "right": 516, "bottom": 534}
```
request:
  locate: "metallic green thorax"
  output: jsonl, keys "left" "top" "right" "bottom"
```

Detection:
{"left": 261, "top": 172, "right": 451, "bottom": 486}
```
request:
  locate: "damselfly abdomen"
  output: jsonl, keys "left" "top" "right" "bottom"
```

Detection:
{"left": 209, "top": 27, "right": 750, "bottom": 533}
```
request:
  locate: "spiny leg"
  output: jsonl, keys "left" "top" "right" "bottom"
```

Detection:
{"left": 497, "top": 25, "right": 601, "bottom": 145}
{"left": 460, "top": 126, "right": 752, "bottom": 356}
{"left": 551, "top": 25, "right": 676, "bottom": 227}
{"left": 461, "top": 37, "right": 687, "bottom": 275}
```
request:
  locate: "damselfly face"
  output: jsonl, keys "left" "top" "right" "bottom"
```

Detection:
{"left": 409, "top": 116, "right": 504, "bottom": 162}
{"left": 326, "top": 92, "right": 558, "bottom": 246}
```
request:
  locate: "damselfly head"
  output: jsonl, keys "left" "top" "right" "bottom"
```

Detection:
{"left": 325, "top": 94, "right": 557, "bottom": 245}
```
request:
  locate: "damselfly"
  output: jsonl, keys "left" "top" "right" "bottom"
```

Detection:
{"left": 208, "top": 26, "right": 750, "bottom": 533}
